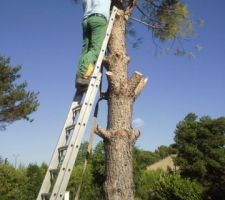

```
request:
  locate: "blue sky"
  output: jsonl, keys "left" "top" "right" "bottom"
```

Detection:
{"left": 0, "top": 0, "right": 225, "bottom": 166}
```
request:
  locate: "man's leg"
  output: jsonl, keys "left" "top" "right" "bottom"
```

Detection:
{"left": 77, "top": 19, "right": 89, "bottom": 76}
{"left": 78, "top": 16, "right": 107, "bottom": 79}
{"left": 76, "top": 19, "right": 92, "bottom": 88}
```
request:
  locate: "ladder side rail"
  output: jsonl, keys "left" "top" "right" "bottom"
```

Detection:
{"left": 50, "top": 73, "right": 101, "bottom": 200}
{"left": 37, "top": 100, "right": 81, "bottom": 200}
{"left": 59, "top": 75, "right": 101, "bottom": 198}
{"left": 50, "top": 73, "right": 102, "bottom": 199}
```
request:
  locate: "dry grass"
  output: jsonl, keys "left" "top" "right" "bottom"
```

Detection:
{"left": 147, "top": 155, "right": 178, "bottom": 171}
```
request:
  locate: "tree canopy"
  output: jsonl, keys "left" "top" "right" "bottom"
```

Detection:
{"left": 174, "top": 113, "right": 225, "bottom": 200}
{"left": 131, "top": 0, "right": 193, "bottom": 41}
{"left": 0, "top": 56, "right": 39, "bottom": 130}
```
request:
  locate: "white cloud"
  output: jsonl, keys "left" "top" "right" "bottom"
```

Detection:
{"left": 132, "top": 117, "right": 145, "bottom": 128}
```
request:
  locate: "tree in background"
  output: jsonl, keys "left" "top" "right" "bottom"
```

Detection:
{"left": 68, "top": 163, "right": 103, "bottom": 199}
{"left": 74, "top": 142, "right": 89, "bottom": 166}
{"left": 174, "top": 113, "right": 225, "bottom": 200}
{"left": 0, "top": 163, "right": 26, "bottom": 200}
{"left": 91, "top": 141, "right": 105, "bottom": 193}
{"left": 0, "top": 56, "right": 39, "bottom": 130}
{"left": 0, "top": 139, "right": 210, "bottom": 200}
{"left": 23, "top": 163, "right": 47, "bottom": 200}
{"left": 155, "top": 144, "right": 177, "bottom": 158}
{"left": 91, "top": 0, "right": 194, "bottom": 199}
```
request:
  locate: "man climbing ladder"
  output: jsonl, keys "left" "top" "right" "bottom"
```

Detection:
{"left": 76, "top": 0, "right": 111, "bottom": 88}
{"left": 36, "top": 2, "right": 117, "bottom": 199}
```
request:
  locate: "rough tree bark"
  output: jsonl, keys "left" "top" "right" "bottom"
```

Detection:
{"left": 95, "top": 1, "right": 147, "bottom": 199}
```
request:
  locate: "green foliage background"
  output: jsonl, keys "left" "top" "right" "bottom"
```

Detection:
{"left": 174, "top": 113, "right": 225, "bottom": 200}
{"left": 0, "top": 141, "right": 202, "bottom": 200}
{"left": 0, "top": 113, "right": 224, "bottom": 200}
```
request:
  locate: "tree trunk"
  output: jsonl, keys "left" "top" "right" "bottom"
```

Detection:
{"left": 104, "top": 11, "right": 134, "bottom": 199}
{"left": 96, "top": 5, "right": 146, "bottom": 199}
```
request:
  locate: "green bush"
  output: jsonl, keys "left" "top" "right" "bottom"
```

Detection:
{"left": 67, "top": 164, "right": 103, "bottom": 200}
{"left": 135, "top": 171, "right": 203, "bottom": 200}
{"left": 0, "top": 164, "right": 26, "bottom": 200}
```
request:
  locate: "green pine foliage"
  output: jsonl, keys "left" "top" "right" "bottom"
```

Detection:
{"left": 174, "top": 113, "right": 225, "bottom": 200}
{"left": 0, "top": 56, "right": 39, "bottom": 130}
{"left": 154, "top": 1, "right": 193, "bottom": 40}
{"left": 134, "top": 0, "right": 194, "bottom": 41}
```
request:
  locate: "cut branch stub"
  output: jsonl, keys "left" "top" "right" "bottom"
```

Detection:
{"left": 128, "top": 71, "right": 147, "bottom": 99}
{"left": 109, "top": 129, "right": 140, "bottom": 142}
{"left": 134, "top": 78, "right": 148, "bottom": 99}
{"left": 130, "top": 129, "right": 141, "bottom": 143}
{"left": 129, "top": 71, "right": 143, "bottom": 87}
{"left": 95, "top": 125, "right": 111, "bottom": 140}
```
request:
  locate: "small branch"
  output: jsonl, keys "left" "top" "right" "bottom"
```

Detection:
{"left": 95, "top": 126, "right": 111, "bottom": 140}
{"left": 134, "top": 78, "right": 148, "bottom": 99}
{"left": 136, "top": 4, "right": 160, "bottom": 23}
{"left": 125, "top": 0, "right": 137, "bottom": 16}
{"left": 130, "top": 16, "right": 163, "bottom": 29}
{"left": 150, "top": 1, "right": 160, "bottom": 8}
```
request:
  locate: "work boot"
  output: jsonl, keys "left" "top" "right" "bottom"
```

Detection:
{"left": 75, "top": 63, "right": 94, "bottom": 88}
{"left": 75, "top": 76, "right": 88, "bottom": 94}
{"left": 83, "top": 63, "right": 94, "bottom": 80}
{"left": 76, "top": 75, "right": 90, "bottom": 87}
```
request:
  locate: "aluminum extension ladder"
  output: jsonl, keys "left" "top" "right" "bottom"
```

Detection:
{"left": 37, "top": 7, "right": 117, "bottom": 200}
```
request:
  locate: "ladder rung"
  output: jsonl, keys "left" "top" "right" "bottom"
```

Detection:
{"left": 41, "top": 193, "right": 51, "bottom": 199}
{"left": 72, "top": 105, "right": 82, "bottom": 113}
{"left": 65, "top": 124, "right": 75, "bottom": 132}
{"left": 58, "top": 145, "right": 68, "bottom": 153}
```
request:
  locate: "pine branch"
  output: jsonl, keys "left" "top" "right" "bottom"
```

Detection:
{"left": 130, "top": 16, "right": 163, "bottom": 29}
{"left": 136, "top": 4, "right": 160, "bottom": 23}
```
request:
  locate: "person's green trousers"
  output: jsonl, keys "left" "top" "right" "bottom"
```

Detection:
{"left": 77, "top": 15, "right": 108, "bottom": 78}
